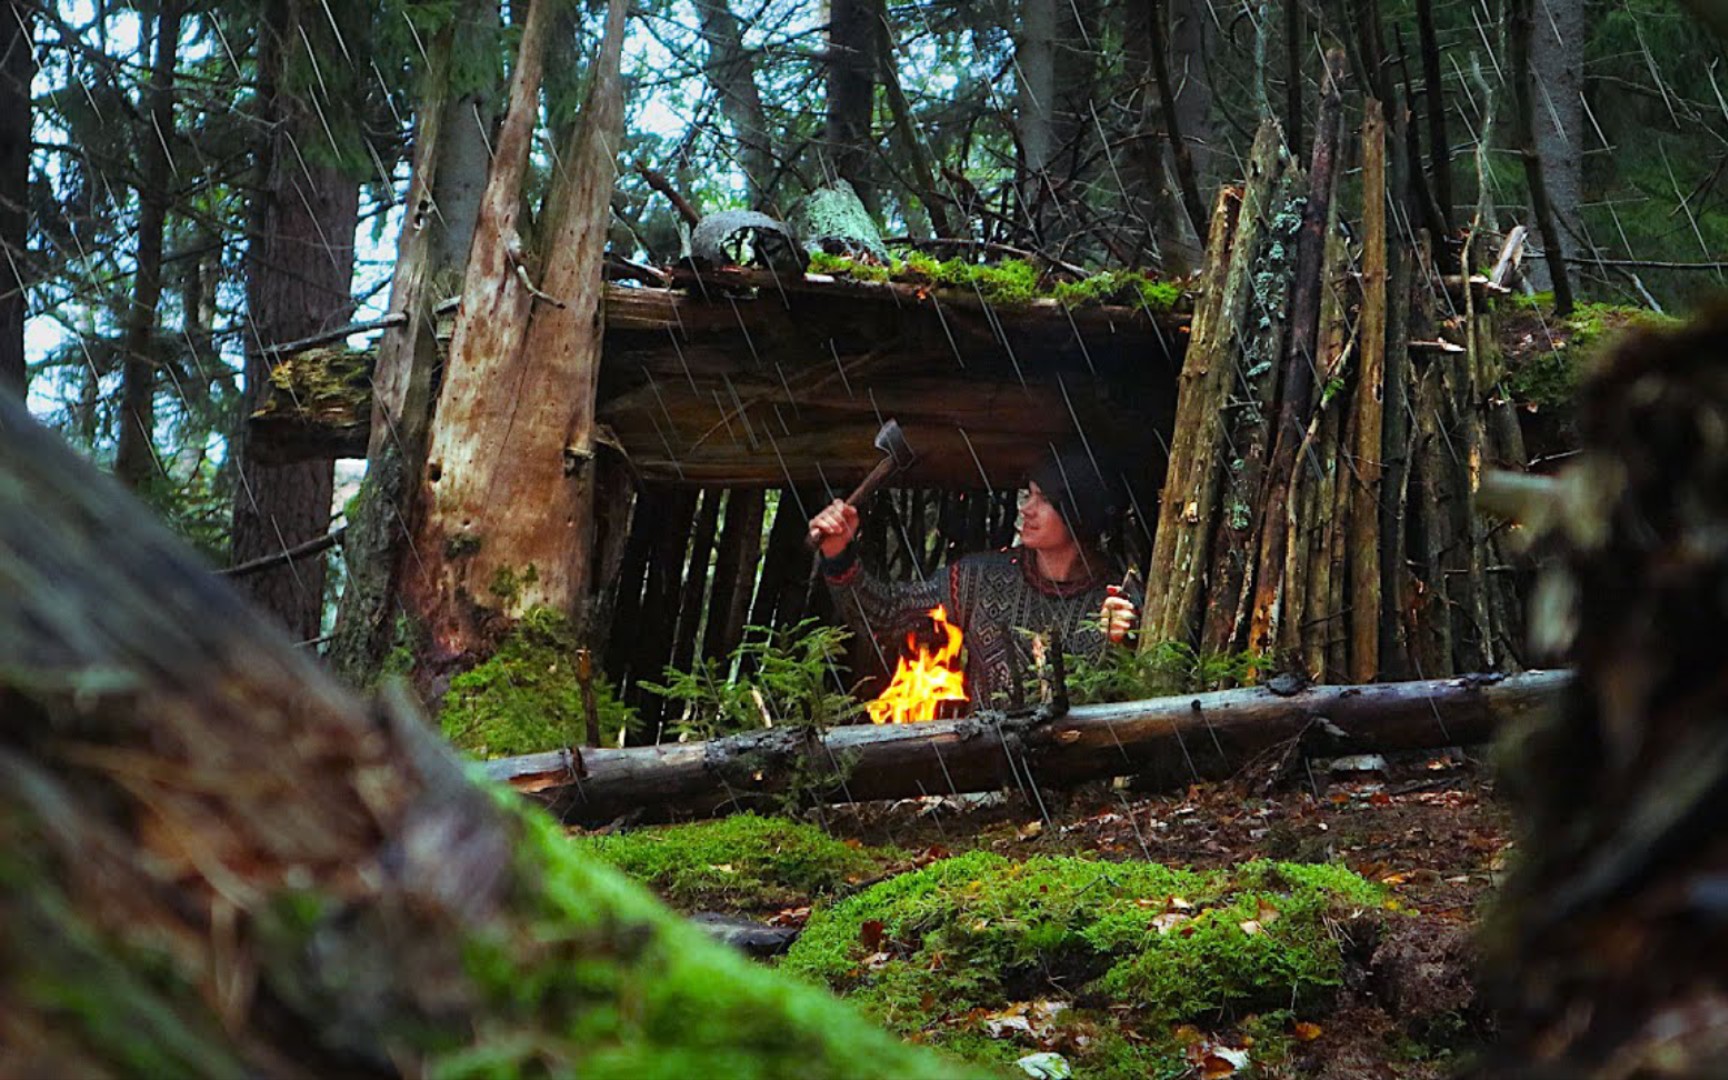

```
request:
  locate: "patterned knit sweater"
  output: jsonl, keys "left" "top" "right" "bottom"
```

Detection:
{"left": 821, "top": 546, "right": 1143, "bottom": 712}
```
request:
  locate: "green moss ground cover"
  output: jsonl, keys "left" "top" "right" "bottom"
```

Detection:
{"left": 782, "top": 850, "right": 1386, "bottom": 1078}
{"left": 575, "top": 813, "right": 902, "bottom": 912}
{"left": 440, "top": 609, "right": 638, "bottom": 758}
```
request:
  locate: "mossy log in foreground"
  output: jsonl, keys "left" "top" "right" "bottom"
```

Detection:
{"left": 490, "top": 669, "right": 1568, "bottom": 825}
{"left": 0, "top": 395, "right": 983, "bottom": 1078}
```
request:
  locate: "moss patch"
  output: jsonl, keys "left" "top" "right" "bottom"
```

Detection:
{"left": 1501, "top": 299, "right": 1679, "bottom": 410}
{"left": 256, "top": 346, "right": 372, "bottom": 424}
{"left": 441, "top": 608, "right": 637, "bottom": 757}
{"left": 445, "top": 794, "right": 988, "bottom": 1080}
{"left": 575, "top": 814, "right": 901, "bottom": 913}
{"left": 782, "top": 851, "right": 1385, "bottom": 1078}
{"left": 808, "top": 251, "right": 1183, "bottom": 313}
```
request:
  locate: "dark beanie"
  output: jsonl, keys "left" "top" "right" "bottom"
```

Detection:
{"left": 1027, "top": 446, "right": 1121, "bottom": 546}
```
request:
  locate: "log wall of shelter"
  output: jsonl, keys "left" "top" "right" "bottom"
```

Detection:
{"left": 1142, "top": 104, "right": 1528, "bottom": 682}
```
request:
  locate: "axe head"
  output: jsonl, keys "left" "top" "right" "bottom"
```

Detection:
{"left": 873, "top": 418, "right": 917, "bottom": 471}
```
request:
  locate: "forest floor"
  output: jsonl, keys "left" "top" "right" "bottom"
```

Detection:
{"left": 585, "top": 746, "right": 1513, "bottom": 1078}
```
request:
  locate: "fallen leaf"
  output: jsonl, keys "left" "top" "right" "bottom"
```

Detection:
{"left": 1239, "top": 919, "right": 1263, "bottom": 936}
{"left": 1152, "top": 911, "right": 1192, "bottom": 934}
{"left": 1256, "top": 898, "right": 1281, "bottom": 926}
{"left": 1294, "top": 1021, "right": 1323, "bottom": 1041}
{"left": 859, "top": 919, "right": 885, "bottom": 951}
{"left": 711, "top": 863, "right": 736, "bottom": 873}
{"left": 1017, "top": 820, "right": 1044, "bottom": 841}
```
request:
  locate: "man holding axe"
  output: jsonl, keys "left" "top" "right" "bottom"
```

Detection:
{"left": 808, "top": 439, "right": 1141, "bottom": 713}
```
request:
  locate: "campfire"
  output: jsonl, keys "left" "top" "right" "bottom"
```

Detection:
{"left": 867, "top": 605, "right": 968, "bottom": 724}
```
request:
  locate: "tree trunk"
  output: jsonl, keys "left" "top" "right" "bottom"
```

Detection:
{"left": 1509, "top": 0, "right": 1576, "bottom": 312}
{"left": 331, "top": 6, "right": 493, "bottom": 686}
{"left": 230, "top": 0, "right": 361, "bottom": 641}
{"left": 695, "top": 0, "right": 774, "bottom": 207}
{"left": 0, "top": 1, "right": 31, "bottom": 398}
{"left": 492, "top": 670, "right": 1570, "bottom": 825}
{"left": 406, "top": 0, "right": 628, "bottom": 674}
{"left": 1524, "top": 0, "right": 1585, "bottom": 294}
{"left": 1015, "top": 0, "right": 1056, "bottom": 221}
{"left": 826, "top": 0, "right": 880, "bottom": 207}
{"left": 1349, "top": 99, "right": 1389, "bottom": 682}
{"left": 1415, "top": 0, "right": 1454, "bottom": 238}
{"left": 0, "top": 394, "right": 976, "bottom": 1080}
{"left": 114, "top": 1, "right": 183, "bottom": 491}
{"left": 877, "top": 17, "right": 952, "bottom": 237}
{"left": 431, "top": 0, "right": 503, "bottom": 275}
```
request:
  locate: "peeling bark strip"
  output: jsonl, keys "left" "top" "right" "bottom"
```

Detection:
{"left": 491, "top": 670, "right": 1569, "bottom": 825}
{"left": 409, "top": 0, "right": 629, "bottom": 663}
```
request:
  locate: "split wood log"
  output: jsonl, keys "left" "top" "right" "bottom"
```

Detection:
{"left": 488, "top": 670, "right": 1569, "bottom": 826}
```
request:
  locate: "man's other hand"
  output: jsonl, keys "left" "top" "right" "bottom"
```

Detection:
{"left": 1102, "top": 585, "right": 1138, "bottom": 645}
{"left": 808, "top": 499, "right": 861, "bottom": 559}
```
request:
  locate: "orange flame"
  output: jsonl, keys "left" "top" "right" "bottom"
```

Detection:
{"left": 868, "top": 605, "right": 968, "bottom": 724}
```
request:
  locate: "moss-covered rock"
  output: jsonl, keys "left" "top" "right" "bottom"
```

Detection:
{"left": 783, "top": 851, "right": 1385, "bottom": 1078}
{"left": 441, "top": 609, "right": 637, "bottom": 757}
{"left": 576, "top": 813, "right": 901, "bottom": 912}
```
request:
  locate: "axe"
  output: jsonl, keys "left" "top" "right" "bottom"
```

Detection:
{"left": 806, "top": 418, "right": 918, "bottom": 549}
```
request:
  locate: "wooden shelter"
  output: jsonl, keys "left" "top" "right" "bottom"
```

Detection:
{"left": 250, "top": 268, "right": 1189, "bottom": 726}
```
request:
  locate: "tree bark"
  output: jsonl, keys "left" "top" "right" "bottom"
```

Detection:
{"left": 1415, "top": 0, "right": 1454, "bottom": 237}
{"left": 1015, "top": 0, "right": 1056, "bottom": 219}
{"left": 1147, "top": 0, "right": 1209, "bottom": 257}
{"left": 491, "top": 670, "right": 1570, "bottom": 825}
{"left": 330, "top": 11, "right": 474, "bottom": 685}
{"left": 0, "top": 1, "right": 32, "bottom": 398}
{"left": 695, "top": 0, "right": 774, "bottom": 207}
{"left": 1142, "top": 123, "right": 1284, "bottom": 648}
{"left": 1524, "top": 0, "right": 1584, "bottom": 294}
{"left": 407, "top": 0, "right": 628, "bottom": 670}
{"left": 114, "top": 0, "right": 183, "bottom": 491}
{"left": 703, "top": 488, "right": 766, "bottom": 665}
{"left": 0, "top": 396, "right": 975, "bottom": 1080}
{"left": 1509, "top": 0, "right": 1576, "bottom": 312}
{"left": 230, "top": 0, "right": 361, "bottom": 641}
{"left": 1349, "top": 99, "right": 1389, "bottom": 682}
{"left": 1246, "top": 50, "right": 1345, "bottom": 656}
{"left": 1480, "top": 304, "right": 1728, "bottom": 1077}
{"left": 826, "top": 0, "right": 880, "bottom": 207}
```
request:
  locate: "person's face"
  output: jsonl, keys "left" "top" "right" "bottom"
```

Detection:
{"left": 1018, "top": 482, "right": 1074, "bottom": 551}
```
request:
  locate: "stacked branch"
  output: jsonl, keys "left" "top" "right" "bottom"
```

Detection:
{"left": 1143, "top": 84, "right": 1529, "bottom": 681}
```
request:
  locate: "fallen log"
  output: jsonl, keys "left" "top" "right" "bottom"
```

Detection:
{"left": 489, "top": 669, "right": 1569, "bottom": 825}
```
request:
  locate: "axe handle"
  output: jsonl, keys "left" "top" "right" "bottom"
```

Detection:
{"left": 805, "top": 454, "right": 905, "bottom": 550}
